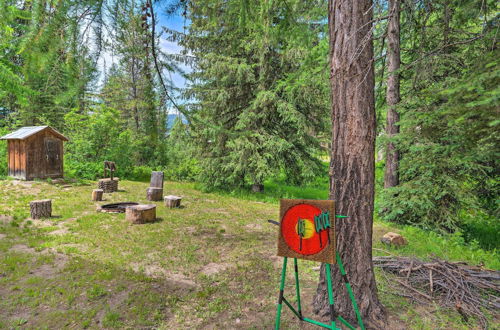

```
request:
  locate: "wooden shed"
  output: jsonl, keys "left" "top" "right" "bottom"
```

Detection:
{"left": 0, "top": 126, "right": 68, "bottom": 180}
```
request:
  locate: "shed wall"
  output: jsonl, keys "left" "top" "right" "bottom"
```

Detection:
{"left": 7, "top": 140, "right": 27, "bottom": 179}
{"left": 25, "top": 130, "right": 64, "bottom": 180}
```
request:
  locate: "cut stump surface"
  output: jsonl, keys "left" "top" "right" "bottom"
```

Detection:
{"left": 126, "top": 204, "right": 156, "bottom": 224}
{"left": 164, "top": 195, "right": 182, "bottom": 209}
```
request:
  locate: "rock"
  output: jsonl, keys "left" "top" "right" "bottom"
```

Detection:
{"left": 381, "top": 232, "right": 407, "bottom": 247}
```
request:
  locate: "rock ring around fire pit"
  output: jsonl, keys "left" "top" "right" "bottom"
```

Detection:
{"left": 98, "top": 202, "right": 139, "bottom": 213}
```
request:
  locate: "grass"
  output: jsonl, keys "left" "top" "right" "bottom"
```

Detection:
{"left": 211, "top": 175, "right": 499, "bottom": 269}
{"left": 0, "top": 178, "right": 498, "bottom": 329}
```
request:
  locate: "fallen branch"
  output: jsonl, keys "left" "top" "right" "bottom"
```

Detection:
{"left": 373, "top": 256, "right": 500, "bottom": 329}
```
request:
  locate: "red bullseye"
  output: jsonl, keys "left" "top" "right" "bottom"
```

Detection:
{"left": 281, "top": 203, "right": 329, "bottom": 255}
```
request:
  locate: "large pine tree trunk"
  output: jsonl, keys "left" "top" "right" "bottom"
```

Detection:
{"left": 384, "top": 0, "right": 401, "bottom": 188}
{"left": 313, "top": 1, "right": 387, "bottom": 328}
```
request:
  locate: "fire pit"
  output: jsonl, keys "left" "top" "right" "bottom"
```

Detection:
{"left": 98, "top": 202, "right": 139, "bottom": 213}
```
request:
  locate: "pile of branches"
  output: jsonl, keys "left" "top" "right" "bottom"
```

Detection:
{"left": 373, "top": 256, "right": 500, "bottom": 328}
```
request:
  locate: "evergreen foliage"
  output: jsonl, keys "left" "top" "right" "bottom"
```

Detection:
{"left": 0, "top": 0, "right": 497, "bottom": 248}
{"left": 378, "top": 0, "right": 499, "bottom": 235}
{"left": 179, "top": 0, "right": 330, "bottom": 189}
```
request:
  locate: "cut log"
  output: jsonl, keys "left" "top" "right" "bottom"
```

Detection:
{"left": 125, "top": 204, "right": 156, "bottom": 224}
{"left": 164, "top": 195, "right": 182, "bottom": 208}
{"left": 92, "top": 189, "right": 103, "bottom": 201}
{"left": 30, "top": 199, "right": 52, "bottom": 219}
{"left": 150, "top": 171, "right": 164, "bottom": 188}
{"left": 146, "top": 187, "right": 163, "bottom": 201}
{"left": 98, "top": 178, "right": 119, "bottom": 193}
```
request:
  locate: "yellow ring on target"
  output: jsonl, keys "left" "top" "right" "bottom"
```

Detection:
{"left": 295, "top": 219, "right": 315, "bottom": 239}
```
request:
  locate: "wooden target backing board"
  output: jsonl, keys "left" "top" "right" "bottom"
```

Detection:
{"left": 277, "top": 199, "right": 336, "bottom": 264}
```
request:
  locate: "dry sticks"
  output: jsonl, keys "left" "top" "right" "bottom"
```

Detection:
{"left": 373, "top": 256, "right": 500, "bottom": 329}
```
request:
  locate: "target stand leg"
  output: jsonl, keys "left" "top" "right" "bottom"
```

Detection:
{"left": 325, "top": 263, "right": 339, "bottom": 329}
{"left": 293, "top": 258, "right": 303, "bottom": 320}
{"left": 275, "top": 258, "right": 343, "bottom": 330}
{"left": 336, "top": 252, "right": 366, "bottom": 330}
{"left": 274, "top": 257, "right": 365, "bottom": 330}
{"left": 275, "top": 257, "right": 288, "bottom": 330}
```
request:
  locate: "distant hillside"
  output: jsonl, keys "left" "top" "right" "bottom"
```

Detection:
{"left": 167, "top": 114, "right": 187, "bottom": 129}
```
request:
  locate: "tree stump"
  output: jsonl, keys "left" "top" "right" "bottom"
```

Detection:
{"left": 146, "top": 187, "right": 163, "bottom": 201}
{"left": 164, "top": 195, "right": 182, "bottom": 208}
{"left": 98, "top": 178, "right": 119, "bottom": 193}
{"left": 125, "top": 204, "right": 156, "bottom": 224}
{"left": 92, "top": 189, "right": 103, "bottom": 201}
{"left": 150, "top": 171, "right": 164, "bottom": 188}
{"left": 30, "top": 199, "right": 52, "bottom": 219}
{"left": 251, "top": 184, "right": 264, "bottom": 193}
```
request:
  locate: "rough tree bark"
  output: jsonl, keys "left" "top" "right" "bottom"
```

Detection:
{"left": 150, "top": 171, "right": 164, "bottom": 189}
{"left": 146, "top": 187, "right": 163, "bottom": 201}
{"left": 126, "top": 204, "right": 156, "bottom": 224}
{"left": 384, "top": 0, "right": 401, "bottom": 188}
{"left": 30, "top": 199, "right": 52, "bottom": 219}
{"left": 92, "top": 189, "right": 103, "bottom": 201}
{"left": 313, "top": 0, "right": 387, "bottom": 328}
{"left": 164, "top": 195, "right": 182, "bottom": 208}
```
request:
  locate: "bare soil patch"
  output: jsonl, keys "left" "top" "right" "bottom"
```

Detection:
{"left": 10, "top": 180, "right": 33, "bottom": 188}
{"left": 95, "top": 290, "right": 131, "bottom": 324}
{"left": 7, "top": 244, "right": 69, "bottom": 278}
{"left": 0, "top": 215, "right": 13, "bottom": 224}
{"left": 47, "top": 227, "right": 70, "bottom": 235}
{"left": 29, "top": 255, "right": 68, "bottom": 278}
{"left": 24, "top": 218, "right": 54, "bottom": 228}
{"left": 9, "top": 244, "right": 37, "bottom": 254}
{"left": 201, "top": 262, "right": 230, "bottom": 276}
{"left": 131, "top": 263, "right": 198, "bottom": 290}
{"left": 245, "top": 223, "right": 263, "bottom": 231}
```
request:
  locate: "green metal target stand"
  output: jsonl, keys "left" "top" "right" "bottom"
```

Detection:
{"left": 274, "top": 252, "right": 365, "bottom": 330}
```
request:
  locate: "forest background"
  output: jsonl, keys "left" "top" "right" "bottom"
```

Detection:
{"left": 0, "top": 0, "right": 498, "bottom": 253}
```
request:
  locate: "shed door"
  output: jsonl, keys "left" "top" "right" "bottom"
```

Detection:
{"left": 44, "top": 138, "right": 61, "bottom": 175}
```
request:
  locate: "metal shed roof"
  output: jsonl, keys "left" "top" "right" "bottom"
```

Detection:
{"left": 0, "top": 126, "right": 68, "bottom": 141}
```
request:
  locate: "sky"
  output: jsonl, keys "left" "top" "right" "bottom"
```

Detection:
{"left": 97, "top": 3, "right": 190, "bottom": 106}
{"left": 156, "top": 4, "right": 190, "bottom": 91}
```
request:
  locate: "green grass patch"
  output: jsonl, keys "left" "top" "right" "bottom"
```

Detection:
{"left": 0, "top": 179, "right": 497, "bottom": 329}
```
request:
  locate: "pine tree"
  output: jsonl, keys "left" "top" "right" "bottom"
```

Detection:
{"left": 313, "top": 0, "right": 387, "bottom": 327}
{"left": 103, "top": 0, "right": 169, "bottom": 164}
{"left": 180, "top": 0, "right": 330, "bottom": 190}
{"left": 1, "top": 0, "right": 104, "bottom": 128}
{"left": 384, "top": 0, "right": 401, "bottom": 188}
{"left": 379, "top": 0, "right": 499, "bottom": 233}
